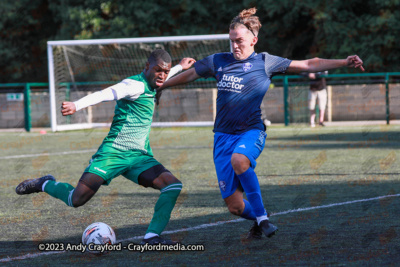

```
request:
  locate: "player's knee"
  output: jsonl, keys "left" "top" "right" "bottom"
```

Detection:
{"left": 231, "top": 154, "right": 250, "bottom": 175}
{"left": 165, "top": 176, "right": 181, "bottom": 186}
{"left": 228, "top": 204, "right": 243, "bottom": 216}
{"left": 71, "top": 197, "right": 87, "bottom": 208}
{"left": 160, "top": 178, "right": 182, "bottom": 198}
{"left": 153, "top": 172, "right": 182, "bottom": 189}
{"left": 71, "top": 192, "right": 91, "bottom": 208}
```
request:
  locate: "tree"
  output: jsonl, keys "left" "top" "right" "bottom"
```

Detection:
{"left": 1, "top": 0, "right": 399, "bottom": 83}
{"left": 0, "top": 0, "right": 60, "bottom": 83}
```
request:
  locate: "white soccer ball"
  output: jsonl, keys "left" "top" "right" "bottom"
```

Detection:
{"left": 82, "top": 222, "right": 116, "bottom": 253}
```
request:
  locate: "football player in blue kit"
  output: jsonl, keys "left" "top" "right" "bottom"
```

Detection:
{"left": 157, "top": 7, "right": 364, "bottom": 239}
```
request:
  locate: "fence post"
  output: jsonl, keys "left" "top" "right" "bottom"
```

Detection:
{"left": 385, "top": 73, "right": 390, "bottom": 125}
{"left": 24, "top": 83, "right": 31, "bottom": 132}
{"left": 283, "top": 76, "right": 290, "bottom": 126}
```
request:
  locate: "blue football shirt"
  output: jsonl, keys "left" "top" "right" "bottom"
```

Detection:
{"left": 194, "top": 52, "right": 292, "bottom": 134}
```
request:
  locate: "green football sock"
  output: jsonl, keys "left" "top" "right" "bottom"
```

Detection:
{"left": 146, "top": 183, "right": 182, "bottom": 235}
{"left": 44, "top": 180, "right": 75, "bottom": 207}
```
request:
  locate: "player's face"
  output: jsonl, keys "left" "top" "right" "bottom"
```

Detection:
{"left": 229, "top": 25, "right": 258, "bottom": 60}
{"left": 145, "top": 60, "right": 172, "bottom": 88}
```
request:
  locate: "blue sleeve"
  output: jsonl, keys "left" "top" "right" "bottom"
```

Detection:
{"left": 262, "top": 52, "right": 292, "bottom": 77}
{"left": 194, "top": 54, "right": 215, "bottom": 78}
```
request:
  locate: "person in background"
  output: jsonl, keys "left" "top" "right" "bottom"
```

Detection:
{"left": 308, "top": 71, "right": 328, "bottom": 127}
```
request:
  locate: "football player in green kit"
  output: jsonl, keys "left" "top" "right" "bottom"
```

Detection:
{"left": 16, "top": 49, "right": 196, "bottom": 245}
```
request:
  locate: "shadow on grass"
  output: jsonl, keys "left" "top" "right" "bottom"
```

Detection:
{"left": 267, "top": 130, "right": 400, "bottom": 150}
{"left": 2, "top": 179, "right": 400, "bottom": 265}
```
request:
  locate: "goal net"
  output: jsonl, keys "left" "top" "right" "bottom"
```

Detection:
{"left": 47, "top": 34, "right": 230, "bottom": 131}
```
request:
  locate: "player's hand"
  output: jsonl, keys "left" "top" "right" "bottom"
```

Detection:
{"left": 346, "top": 55, "right": 365, "bottom": 71}
{"left": 179, "top": 58, "right": 196, "bottom": 70}
{"left": 61, "top": 101, "right": 76, "bottom": 116}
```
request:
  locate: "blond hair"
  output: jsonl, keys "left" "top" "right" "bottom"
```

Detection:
{"left": 229, "top": 7, "right": 262, "bottom": 36}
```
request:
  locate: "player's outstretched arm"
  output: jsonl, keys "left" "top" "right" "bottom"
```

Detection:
{"left": 287, "top": 55, "right": 364, "bottom": 73}
{"left": 60, "top": 89, "right": 116, "bottom": 116}
{"left": 179, "top": 58, "right": 196, "bottom": 70}
{"left": 156, "top": 68, "right": 201, "bottom": 105}
{"left": 166, "top": 58, "right": 196, "bottom": 81}
{"left": 159, "top": 68, "right": 201, "bottom": 91}
{"left": 61, "top": 79, "right": 144, "bottom": 116}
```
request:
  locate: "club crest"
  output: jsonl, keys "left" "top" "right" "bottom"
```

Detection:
{"left": 219, "top": 181, "right": 227, "bottom": 191}
{"left": 242, "top": 62, "right": 253, "bottom": 72}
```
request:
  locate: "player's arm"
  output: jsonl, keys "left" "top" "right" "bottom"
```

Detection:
{"left": 161, "top": 68, "right": 200, "bottom": 90}
{"left": 61, "top": 59, "right": 196, "bottom": 116}
{"left": 166, "top": 57, "right": 196, "bottom": 80}
{"left": 287, "top": 55, "right": 364, "bottom": 73}
{"left": 156, "top": 59, "right": 199, "bottom": 105}
{"left": 61, "top": 79, "right": 144, "bottom": 116}
{"left": 155, "top": 69, "right": 200, "bottom": 105}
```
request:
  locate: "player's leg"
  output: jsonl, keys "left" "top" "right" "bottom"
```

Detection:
{"left": 70, "top": 173, "right": 104, "bottom": 207}
{"left": 145, "top": 168, "right": 182, "bottom": 244}
{"left": 213, "top": 132, "right": 261, "bottom": 238}
{"left": 16, "top": 172, "right": 104, "bottom": 207}
{"left": 318, "top": 89, "right": 327, "bottom": 126}
{"left": 17, "top": 147, "right": 127, "bottom": 207}
{"left": 44, "top": 172, "right": 104, "bottom": 207}
{"left": 123, "top": 162, "right": 182, "bottom": 245}
{"left": 223, "top": 187, "right": 263, "bottom": 239}
{"left": 214, "top": 132, "right": 251, "bottom": 217}
{"left": 231, "top": 130, "right": 278, "bottom": 238}
{"left": 224, "top": 188, "right": 248, "bottom": 217}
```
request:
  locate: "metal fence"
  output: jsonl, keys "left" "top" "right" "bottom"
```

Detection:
{"left": 0, "top": 72, "right": 399, "bottom": 131}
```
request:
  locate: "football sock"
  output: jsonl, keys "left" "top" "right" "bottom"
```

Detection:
{"left": 256, "top": 215, "right": 269, "bottom": 225}
{"left": 241, "top": 199, "right": 257, "bottom": 220}
{"left": 237, "top": 168, "right": 267, "bottom": 217}
{"left": 44, "top": 180, "right": 75, "bottom": 207}
{"left": 146, "top": 183, "right": 182, "bottom": 235}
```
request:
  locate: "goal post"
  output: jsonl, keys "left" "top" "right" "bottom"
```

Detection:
{"left": 47, "top": 34, "right": 230, "bottom": 132}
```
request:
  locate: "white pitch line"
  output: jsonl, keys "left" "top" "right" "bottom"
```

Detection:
{"left": 0, "top": 146, "right": 211, "bottom": 160}
{"left": 1, "top": 193, "right": 399, "bottom": 263}
{"left": 0, "top": 149, "right": 97, "bottom": 160}
{"left": 271, "top": 193, "right": 400, "bottom": 216}
{"left": 0, "top": 251, "right": 65, "bottom": 262}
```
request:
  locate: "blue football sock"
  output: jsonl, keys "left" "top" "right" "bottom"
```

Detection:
{"left": 238, "top": 168, "right": 267, "bottom": 217}
{"left": 241, "top": 199, "right": 256, "bottom": 220}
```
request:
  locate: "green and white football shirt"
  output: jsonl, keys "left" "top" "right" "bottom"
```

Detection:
{"left": 101, "top": 72, "right": 156, "bottom": 155}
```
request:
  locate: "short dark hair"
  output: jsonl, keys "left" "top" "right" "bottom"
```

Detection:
{"left": 148, "top": 49, "right": 171, "bottom": 65}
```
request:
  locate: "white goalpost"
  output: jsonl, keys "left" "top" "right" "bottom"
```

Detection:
{"left": 47, "top": 34, "right": 230, "bottom": 132}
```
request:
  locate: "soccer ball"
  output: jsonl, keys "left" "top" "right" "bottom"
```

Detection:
{"left": 82, "top": 222, "right": 116, "bottom": 253}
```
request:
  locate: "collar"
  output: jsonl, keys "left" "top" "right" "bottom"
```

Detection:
{"left": 232, "top": 51, "right": 257, "bottom": 62}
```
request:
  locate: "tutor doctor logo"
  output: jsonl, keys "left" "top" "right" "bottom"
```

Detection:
{"left": 217, "top": 74, "right": 244, "bottom": 93}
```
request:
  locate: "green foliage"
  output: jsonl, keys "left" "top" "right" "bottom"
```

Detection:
{"left": 0, "top": 0, "right": 59, "bottom": 82}
{"left": 1, "top": 0, "right": 399, "bottom": 82}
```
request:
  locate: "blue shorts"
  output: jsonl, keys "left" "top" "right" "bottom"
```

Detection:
{"left": 213, "top": 129, "right": 267, "bottom": 199}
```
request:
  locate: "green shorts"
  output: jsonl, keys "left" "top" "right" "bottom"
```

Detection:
{"left": 84, "top": 145, "right": 161, "bottom": 185}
